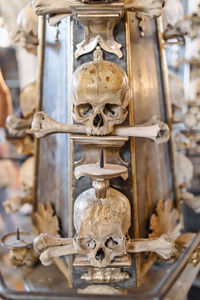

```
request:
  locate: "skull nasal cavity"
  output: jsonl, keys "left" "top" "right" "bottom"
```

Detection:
{"left": 95, "top": 248, "right": 105, "bottom": 261}
{"left": 93, "top": 114, "right": 104, "bottom": 127}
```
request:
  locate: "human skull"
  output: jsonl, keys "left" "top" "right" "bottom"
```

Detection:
{"left": 176, "top": 152, "right": 194, "bottom": 189}
{"left": 74, "top": 188, "right": 131, "bottom": 268}
{"left": 9, "top": 248, "right": 38, "bottom": 267}
{"left": 169, "top": 73, "right": 185, "bottom": 110}
{"left": 14, "top": 3, "right": 38, "bottom": 54}
{"left": 20, "top": 81, "right": 37, "bottom": 118}
{"left": 189, "top": 38, "right": 200, "bottom": 61}
{"left": 162, "top": 0, "right": 190, "bottom": 41}
{"left": 189, "top": 0, "right": 200, "bottom": 15}
{"left": 72, "top": 60, "right": 130, "bottom": 136}
{"left": 189, "top": 78, "right": 200, "bottom": 103}
{"left": 20, "top": 156, "right": 34, "bottom": 195}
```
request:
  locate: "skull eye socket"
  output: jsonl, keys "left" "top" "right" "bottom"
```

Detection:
{"left": 105, "top": 237, "right": 122, "bottom": 250}
{"left": 103, "top": 104, "right": 121, "bottom": 118}
{"left": 79, "top": 238, "right": 96, "bottom": 250}
{"left": 77, "top": 104, "right": 93, "bottom": 118}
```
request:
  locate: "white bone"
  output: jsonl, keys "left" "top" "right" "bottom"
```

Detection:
{"left": 33, "top": 233, "right": 74, "bottom": 253}
{"left": 0, "top": 160, "right": 16, "bottom": 189}
{"left": 3, "top": 194, "right": 33, "bottom": 214}
{"left": 31, "top": 112, "right": 170, "bottom": 143}
{"left": 188, "top": 0, "right": 200, "bottom": 15}
{"left": 127, "top": 234, "right": 174, "bottom": 259}
{"left": 13, "top": 3, "right": 38, "bottom": 55}
{"left": 6, "top": 114, "right": 33, "bottom": 136}
{"left": 39, "top": 244, "right": 77, "bottom": 266}
{"left": 162, "top": 0, "right": 189, "bottom": 42}
{"left": 162, "top": 0, "right": 184, "bottom": 29}
{"left": 176, "top": 152, "right": 194, "bottom": 188}
{"left": 189, "top": 38, "right": 200, "bottom": 61}
{"left": 181, "top": 192, "right": 200, "bottom": 214}
{"left": 189, "top": 78, "right": 200, "bottom": 103}
{"left": 169, "top": 73, "right": 186, "bottom": 109}
{"left": 129, "top": 0, "right": 164, "bottom": 18}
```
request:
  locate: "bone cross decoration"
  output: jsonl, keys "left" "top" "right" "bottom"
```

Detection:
{"left": 34, "top": 188, "right": 175, "bottom": 267}
{"left": 31, "top": 55, "right": 170, "bottom": 142}
{"left": 31, "top": 111, "right": 170, "bottom": 143}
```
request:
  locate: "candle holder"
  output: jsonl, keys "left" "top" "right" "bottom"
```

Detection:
{"left": 75, "top": 149, "right": 128, "bottom": 198}
{"left": 1, "top": 229, "right": 38, "bottom": 267}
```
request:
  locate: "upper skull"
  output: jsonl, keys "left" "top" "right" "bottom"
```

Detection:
{"left": 74, "top": 188, "right": 131, "bottom": 268}
{"left": 169, "top": 73, "right": 186, "bottom": 110}
{"left": 162, "top": 0, "right": 190, "bottom": 39}
{"left": 20, "top": 81, "right": 37, "bottom": 118}
{"left": 72, "top": 60, "right": 130, "bottom": 136}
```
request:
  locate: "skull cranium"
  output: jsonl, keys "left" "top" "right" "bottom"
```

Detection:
{"left": 73, "top": 188, "right": 131, "bottom": 268}
{"left": 189, "top": 78, "right": 200, "bottom": 103}
{"left": 20, "top": 81, "right": 37, "bottom": 119}
{"left": 13, "top": 3, "right": 38, "bottom": 55}
{"left": 162, "top": 0, "right": 190, "bottom": 42}
{"left": 189, "top": 38, "right": 200, "bottom": 61}
{"left": 72, "top": 60, "right": 130, "bottom": 136}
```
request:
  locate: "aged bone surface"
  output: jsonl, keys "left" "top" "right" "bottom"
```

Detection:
{"left": 20, "top": 81, "right": 37, "bottom": 118}
{"left": 6, "top": 114, "right": 33, "bottom": 136}
{"left": 72, "top": 58, "right": 130, "bottom": 134}
{"left": 175, "top": 152, "right": 200, "bottom": 214}
{"left": 9, "top": 247, "right": 38, "bottom": 268}
{"left": 34, "top": 188, "right": 175, "bottom": 270}
{"left": 32, "top": 111, "right": 170, "bottom": 143}
{"left": 176, "top": 152, "right": 194, "bottom": 189}
{"left": 162, "top": 0, "right": 190, "bottom": 44}
{"left": 13, "top": 3, "right": 38, "bottom": 55}
{"left": 169, "top": 73, "right": 186, "bottom": 111}
{"left": 174, "top": 233, "right": 200, "bottom": 265}
{"left": 0, "top": 160, "right": 16, "bottom": 189}
{"left": 6, "top": 81, "right": 37, "bottom": 137}
{"left": 189, "top": 38, "right": 200, "bottom": 62}
{"left": 181, "top": 192, "right": 200, "bottom": 214}
{"left": 183, "top": 105, "right": 200, "bottom": 129}
{"left": 3, "top": 157, "right": 34, "bottom": 213}
{"left": 7, "top": 135, "right": 34, "bottom": 156}
{"left": 189, "top": 78, "right": 200, "bottom": 103}
{"left": 127, "top": 235, "right": 175, "bottom": 259}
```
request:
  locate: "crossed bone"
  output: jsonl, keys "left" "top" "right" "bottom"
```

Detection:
{"left": 31, "top": 112, "right": 170, "bottom": 143}
{"left": 34, "top": 233, "right": 175, "bottom": 266}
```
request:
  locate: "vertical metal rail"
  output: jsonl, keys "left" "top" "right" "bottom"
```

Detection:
{"left": 33, "top": 16, "right": 46, "bottom": 212}
{"left": 157, "top": 17, "right": 181, "bottom": 211}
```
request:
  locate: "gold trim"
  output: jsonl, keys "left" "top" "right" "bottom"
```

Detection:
{"left": 156, "top": 17, "right": 181, "bottom": 211}
{"left": 67, "top": 15, "right": 74, "bottom": 289}
{"left": 125, "top": 11, "right": 141, "bottom": 287}
{"left": 33, "top": 16, "right": 46, "bottom": 212}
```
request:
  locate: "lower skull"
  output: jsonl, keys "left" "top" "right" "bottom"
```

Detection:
{"left": 73, "top": 188, "right": 131, "bottom": 267}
